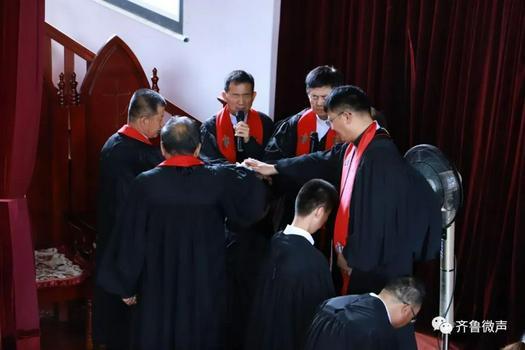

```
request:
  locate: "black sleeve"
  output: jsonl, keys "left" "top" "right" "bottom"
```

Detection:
{"left": 200, "top": 116, "right": 229, "bottom": 164}
{"left": 274, "top": 143, "right": 346, "bottom": 187}
{"left": 97, "top": 176, "right": 148, "bottom": 298}
{"left": 219, "top": 165, "right": 268, "bottom": 228}
{"left": 344, "top": 143, "right": 410, "bottom": 272}
{"left": 264, "top": 116, "right": 299, "bottom": 161}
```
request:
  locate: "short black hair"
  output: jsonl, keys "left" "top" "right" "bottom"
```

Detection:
{"left": 384, "top": 277, "right": 426, "bottom": 306}
{"left": 161, "top": 116, "right": 200, "bottom": 155}
{"left": 371, "top": 107, "right": 388, "bottom": 129}
{"left": 305, "top": 65, "right": 344, "bottom": 90}
{"left": 295, "top": 179, "right": 338, "bottom": 217}
{"left": 325, "top": 85, "right": 371, "bottom": 114}
{"left": 128, "top": 88, "right": 166, "bottom": 123}
{"left": 224, "top": 70, "right": 255, "bottom": 92}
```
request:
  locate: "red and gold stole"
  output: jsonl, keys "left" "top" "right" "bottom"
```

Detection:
{"left": 215, "top": 105, "right": 263, "bottom": 163}
{"left": 158, "top": 155, "right": 204, "bottom": 167}
{"left": 295, "top": 109, "right": 336, "bottom": 156}
{"left": 118, "top": 124, "right": 152, "bottom": 145}
{"left": 333, "top": 121, "right": 378, "bottom": 294}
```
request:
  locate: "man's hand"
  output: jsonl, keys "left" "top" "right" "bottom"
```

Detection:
{"left": 242, "top": 158, "right": 279, "bottom": 176}
{"left": 122, "top": 296, "right": 137, "bottom": 306}
{"left": 234, "top": 121, "right": 250, "bottom": 143}
{"left": 336, "top": 252, "right": 352, "bottom": 277}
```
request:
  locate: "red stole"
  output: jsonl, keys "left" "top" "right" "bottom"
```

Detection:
{"left": 215, "top": 106, "right": 263, "bottom": 163}
{"left": 333, "top": 121, "right": 378, "bottom": 294}
{"left": 295, "top": 109, "right": 336, "bottom": 155}
{"left": 118, "top": 124, "right": 152, "bottom": 145}
{"left": 158, "top": 155, "right": 204, "bottom": 167}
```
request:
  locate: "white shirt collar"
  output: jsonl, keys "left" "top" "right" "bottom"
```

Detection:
{"left": 315, "top": 114, "right": 330, "bottom": 139}
{"left": 283, "top": 224, "right": 314, "bottom": 245}
{"left": 370, "top": 293, "right": 392, "bottom": 323}
{"left": 230, "top": 112, "right": 249, "bottom": 125}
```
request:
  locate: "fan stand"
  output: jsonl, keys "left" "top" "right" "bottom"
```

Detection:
{"left": 439, "top": 222, "right": 456, "bottom": 350}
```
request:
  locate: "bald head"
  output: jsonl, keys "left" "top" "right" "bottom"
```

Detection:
{"left": 161, "top": 116, "right": 201, "bottom": 156}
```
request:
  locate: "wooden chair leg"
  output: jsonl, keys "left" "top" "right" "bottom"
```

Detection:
{"left": 86, "top": 298, "right": 93, "bottom": 350}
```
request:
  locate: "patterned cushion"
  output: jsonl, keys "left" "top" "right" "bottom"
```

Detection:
{"left": 35, "top": 247, "right": 88, "bottom": 289}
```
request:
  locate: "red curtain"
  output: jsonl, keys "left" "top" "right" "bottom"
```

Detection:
{"left": 0, "top": 0, "right": 44, "bottom": 348}
{"left": 275, "top": 0, "right": 524, "bottom": 348}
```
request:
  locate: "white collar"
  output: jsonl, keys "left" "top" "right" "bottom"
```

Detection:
{"left": 230, "top": 112, "right": 249, "bottom": 125}
{"left": 370, "top": 293, "right": 392, "bottom": 324}
{"left": 283, "top": 224, "right": 314, "bottom": 245}
{"left": 315, "top": 114, "right": 328, "bottom": 124}
{"left": 315, "top": 114, "right": 330, "bottom": 139}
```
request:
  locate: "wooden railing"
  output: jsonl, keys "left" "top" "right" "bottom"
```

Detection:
{"left": 43, "top": 22, "right": 191, "bottom": 118}
{"left": 44, "top": 23, "right": 94, "bottom": 95}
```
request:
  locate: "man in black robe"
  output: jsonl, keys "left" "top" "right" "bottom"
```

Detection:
{"left": 200, "top": 70, "right": 274, "bottom": 348}
{"left": 265, "top": 65, "right": 344, "bottom": 161}
{"left": 97, "top": 117, "right": 267, "bottom": 350}
{"left": 245, "top": 179, "right": 338, "bottom": 350}
{"left": 305, "top": 277, "right": 425, "bottom": 350}
{"left": 245, "top": 85, "right": 441, "bottom": 349}
{"left": 264, "top": 66, "right": 344, "bottom": 233}
{"left": 95, "top": 88, "right": 166, "bottom": 350}
{"left": 200, "top": 70, "right": 274, "bottom": 164}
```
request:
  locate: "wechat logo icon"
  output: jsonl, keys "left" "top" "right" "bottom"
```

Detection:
{"left": 432, "top": 316, "right": 453, "bottom": 334}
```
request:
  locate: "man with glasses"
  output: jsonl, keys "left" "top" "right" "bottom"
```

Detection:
{"left": 244, "top": 86, "right": 441, "bottom": 326}
{"left": 304, "top": 277, "right": 425, "bottom": 350}
{"left": 265, "top": 65, "right": 344, "bottom": 161}
{"left": 264, "top": 66, "right": 344, "bottom": 234}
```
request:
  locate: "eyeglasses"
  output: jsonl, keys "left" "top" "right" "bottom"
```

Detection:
{"left": 403, "top": 302, "right": 417, "bottom": 324}
{"left": 308, "top": 94, "right": 329, "bottom": 102}
{"left": 327, "top": 111, "right": 346, "bottom": 125}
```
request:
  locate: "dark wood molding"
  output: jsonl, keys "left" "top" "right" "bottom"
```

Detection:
{"left": 45, "top": 23, "right": 96, "bottom": 62}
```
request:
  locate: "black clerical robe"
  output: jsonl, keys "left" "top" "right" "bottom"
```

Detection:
{"left": 200, "top": 111, "right": 274, "bottom": 164}
{"left": 97, "top": 163, "right": 267, "bottom": 350}
{"left": 275, "top": 129, "right": 442, "bottom": 294}
{"left": 305, "top": 294, "right": 398, "bottom": 350}
{"left": 200, "top": 111, "right": 274, "bottom": 348}
{"left": 245, "top": 232, "right": 335, "bottom": 350}
{"left": 264, "top": 109, "right": 334, "bottom": 161}
{"left": 95, "top": 131, "right": 163, "bottom": 348}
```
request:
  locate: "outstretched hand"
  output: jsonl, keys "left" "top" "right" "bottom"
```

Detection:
{"left": 242, "top": 158, "right": 279, "bottom": 176}
{"left": 122, "top": 296, "right": 137, "bottom": 306}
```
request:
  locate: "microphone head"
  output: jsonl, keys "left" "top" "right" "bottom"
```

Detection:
{"left": 236, "top": 110, "right": 245, "bottom": 122}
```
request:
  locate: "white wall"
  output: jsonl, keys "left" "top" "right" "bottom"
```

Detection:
{"left": 45, "top": 0, "right": 280, "bottom": 121}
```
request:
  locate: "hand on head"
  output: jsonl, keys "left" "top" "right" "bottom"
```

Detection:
{"left": 242, "top": 158, "right": 278, "bottom": 176}
{"left": 122, "top": 295, "right": 137, "bottom": 306}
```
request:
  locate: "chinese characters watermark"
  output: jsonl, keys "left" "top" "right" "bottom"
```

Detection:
{"left": 432, "top": 317, "right": 507, "bottom": 335}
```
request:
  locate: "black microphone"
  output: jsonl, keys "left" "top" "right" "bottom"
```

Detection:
{"left": 310, "top": 132, "right": 319, "bottom": 153}
{"left": 236, "top": 110, "right": 245, "bottom": 152}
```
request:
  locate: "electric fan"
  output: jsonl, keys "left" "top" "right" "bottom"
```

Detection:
{"left": 405, "top": 144, "right": 463, "bottom": 350}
